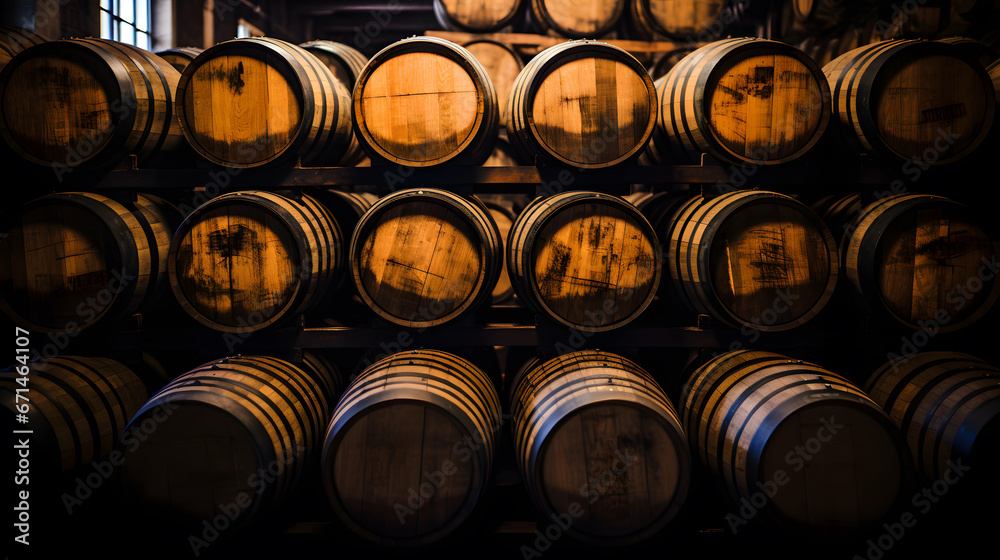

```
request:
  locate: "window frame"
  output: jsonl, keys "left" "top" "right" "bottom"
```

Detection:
{"left": 100, "top": 0, "right": 152, "bottom": 49}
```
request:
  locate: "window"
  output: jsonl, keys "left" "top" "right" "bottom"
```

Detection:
{"left": 101, "top": 0, "right": 151, "bottom": 50}
{"left": 237, "top": 18, "right": 265, "bottom": 39}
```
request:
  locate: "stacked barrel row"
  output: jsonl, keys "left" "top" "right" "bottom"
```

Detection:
{"left": 118, "top": 353, "right": 344, "bottom": 540}
{"left": 10, "top": 344, "right": 998, "bottom": 546}
{"left": 2, "top": 186, "right": 995, "bottom": 341}
{"left": 0, "top": 34, "right": 508, "bottom": 170}
{"left": 431, "top": 0, "right": 732, "bottom": 40}
{"left": 3, "top": 34, "right": 996, "bottom": 173}
{"left": 789, "top": 2, "right": 1000, "bottom": 68}
{"left": 1, "top": 17, "right": 998, "bottom": 559}
{"left": 1, "top": 350, "right": 347, "bottom": 544}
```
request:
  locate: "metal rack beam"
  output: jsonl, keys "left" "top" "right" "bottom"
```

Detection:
{"left": 15, "top": 162, "right": 937, "bottom": 192}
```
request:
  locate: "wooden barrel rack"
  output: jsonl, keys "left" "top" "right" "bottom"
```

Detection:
{"left": 4, "top": 140, "right": 998, "bottom": 560}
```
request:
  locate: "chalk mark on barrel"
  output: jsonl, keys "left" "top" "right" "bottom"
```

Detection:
{"left": 716, "top": 84, "right": 745, "bottom": 103}
{"left": 538, "top": 242, "right": 572, "bottom": 293}
{"left": 227, "top": 61, "right": 245, "bottom": 95}
{"left": 560, "top": 275, "right": 616, "bottom": 290}
{"left": 748, "top": 67, "right": 774, "bottom": 99}
{"left": 748, "top": 228, "right": 790, "bottom": 288}
{"left": 915, "top": 230, "right": 973, "bottom": 268}
{"left": 778, "top": 70, "right": 811, "bottom": 86}
{"left": 208, "top": 225, "right": 256, "bottom": 259}
{"left": 65, "top": 270, "right": 107, "bottom": 291}
{"left": 385, "top": 259, "right": 446, "bottom": 280}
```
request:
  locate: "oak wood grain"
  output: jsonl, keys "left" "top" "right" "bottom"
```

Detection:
{"left": 507, "top": 40, "right": 656, "bottom": 168}
{"left": 353, "top": 36, "right": 499, "bottom": 167}
{"left": 637, "top": 0, "right": 726, "bottom": 38}
{"left": 463, "top": 40, "right": 523, "bottom": 128}
{"left": 531, "top": 0, "right": 625, "bottom": 38}
{"left": 436, "top": 0, "right": 523, "bottom": 32}
{"left": 155, "top": 47, "right": 203, "bottom": 73}
{"left": 351, "top": 188, "right": 500, "bottom": 327}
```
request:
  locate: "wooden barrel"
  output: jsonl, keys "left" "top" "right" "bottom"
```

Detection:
{"left": 991, "top": 59, "right": 1000, "bottom": 103}
{"left": 836, "top": 25, "right": 864, "bottom": 58}
{"left": 844, "top": 193, "right": 999, "bottom": 333}
{"left": 298, "top": 40, "right": 368, "bottom": 90}
{"left": 434, "top": 0, "right": 524, "bottom": 32}
{"left": 624, "top": 191, "right": 656, "bottom": 209}
{"left": 298, "top": 350, "right": 347, "bottom": 408}
{"left": 483, "top": 200, "right": 516, "bottom": 304}
{"left": 938, "top": 37, "right": 998, "bottom": 69}
{"left": 681, "top": 350, "right": 910, "bottom": 535}
{"left": 314, "top": 189, "right": 379, "bottom": 244}
{"left": 865, "top": 352, "right": 1000, "bottom": 482}
{"left": 154, "top": 46, "right": 203, "bottom": 73}
{"left": 0, "top": 26, "right": 48, "bottom": 71}
{"left": 133, "top": 351, "right": 174, "bottom": 393}
{"left": 511, "top": 350, "right": 690, "bottom": 544}
{"left": 792, "top": 0, "right": 847, "bottom": 31}
{"left": 119, "top": 355, "right": 330, "bottom": 534}
{"left": 508, "top": 191, "right": 660, "bottom": 331}
{"left": 350, "top": 188, "right": 501, "bottom": 327}
{"left": 643, "top": 117, "right": 672, "bottom": 164}
{"left": 322, "top": 349, "right": 501, "bottom": 546}
{"left": 884, "top": 4, "right": 948, "bottom": 38}
{"left": 507, "top": 40, "right": 657, "bottom": 168}
{"left": 176, "top": 37, "right": 354, "bottom": 168}
{"left": 656, "top": 37, "right": 830, "bottom": 166}
{"left": 855, "top": 7, "right": 886, "bottom": 46}
{"left": 628, "top": 190, "right": 691, "bottom": 236}
{"left": 504, "top": 354, "right": 542, "bottom": 406}
{"left": 168, "top": 191, "right": 343, "bottom": 333}
{"left": 809, "top": 192, "right": 861, "bottom": 250}
{"left": 0, "top": 38, "right": 185, "bottom": 170}
{"left": 801, "top": 30, "right": 846, "bottom": 68}
{"left": 0, "top": 356, "right": 147, "bottom": 473}
{"left": 0, "top": 192, "right": 179, "bottom": 333}
{"left": 651, "top": 45, "right": 698, "bottom": 79}
{"left": 664, "top": 191, "right": 838, "bottom": 331}
{"left": 353, "top": 36, "right": 499, "bottom": 167}
{"left": 632, "top": 0, "right": 726, "bottom": 39}
{"left": 629, "top": 192, "right": 693, "bottom": 307}
{"left": 134, "top": 193, "right": 183, "bottom": 306}
{"left": 981, "top": 27, "right": 1000, "bottom": 56}
{"left": 531, "top": 0, "right": 625, "bottom": 37}
{"left": 297, "top": 41, "right": 370, "bottom": 167}
{"left": 824, "top": 39, "right": 995, "bottom": 165}
{"left": 462, "top": 39, "right": 523, "bottom": 128}
{"left": 624, "top": 0, "right": 666, "bottom": 69}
